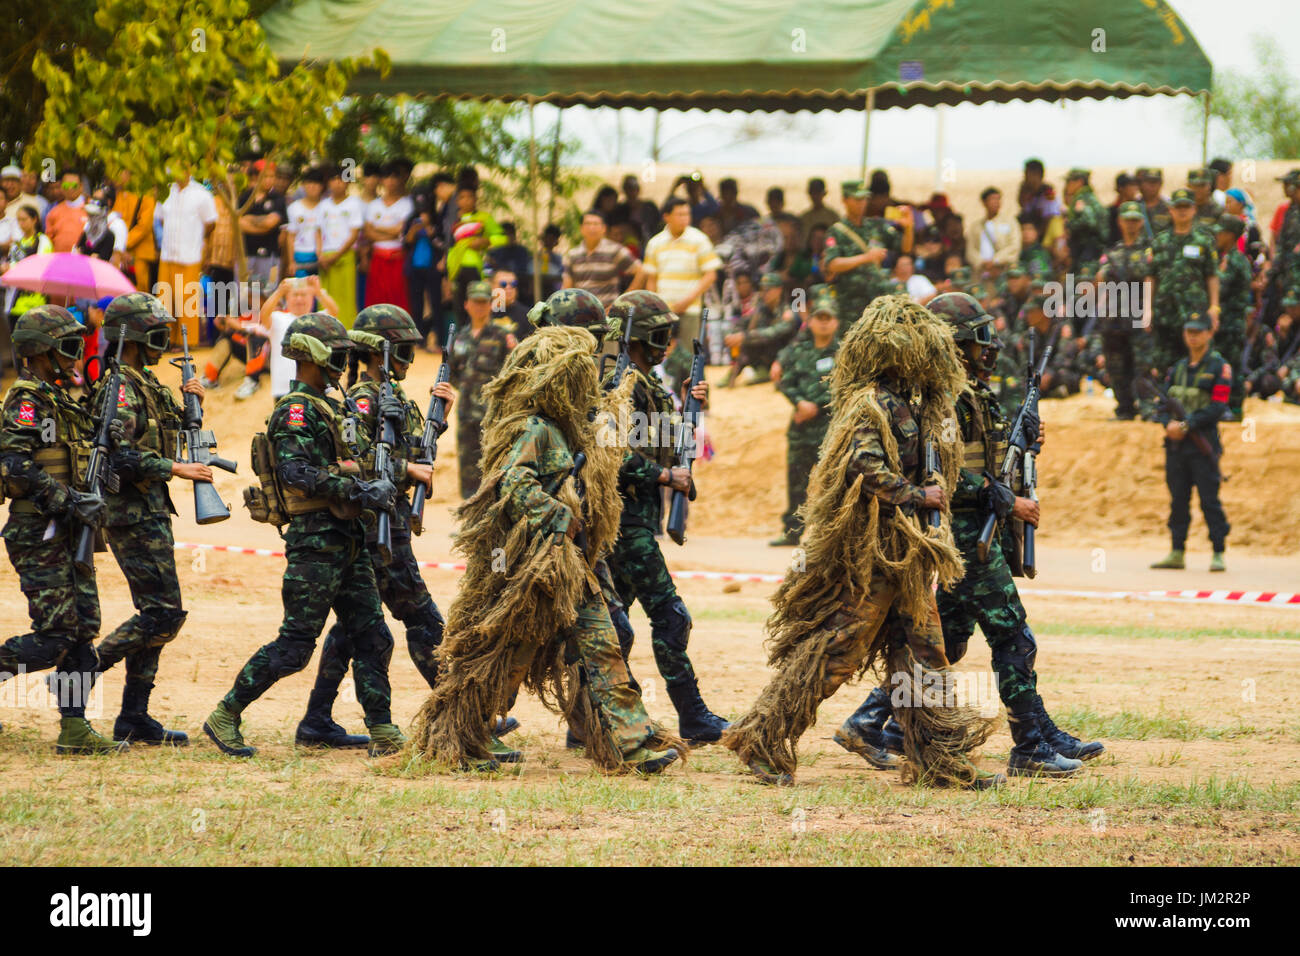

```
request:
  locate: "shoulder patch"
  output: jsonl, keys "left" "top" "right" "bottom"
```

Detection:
{"left": 117, "top": 383, "right": 130, "bottom": 409}
{"left": 287, "top": 403, "right": 306, "bottom": 427}
{"left": 14, "top": 399, "right": 37, "bottom": 425}
{"left": 355, "top": 397, "right": 371, "bottom": 415}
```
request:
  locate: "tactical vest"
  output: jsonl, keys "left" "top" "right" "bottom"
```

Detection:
{"left": 1168, "top": 361, "right": 1211, "bottom": 414}
{"left": 115, "top": 365, "right": 180, "bottom": 459}
{"left": 959, "top": 388, "right": 1012, "bottom": 500}
{"left": 351, "top": 379, "right": 422, "bottom": 488}
{"left": 2, "top": 379, "right": 95, "bottom": 513}
{"left": 630, "top": 369, "right": 679, "bottom": 470}
{"left": 243, "top": 391, "right": 360, "bottom": 525}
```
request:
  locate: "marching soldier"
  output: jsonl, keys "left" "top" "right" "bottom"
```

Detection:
{"left": 447, "top": 279, "right": 514, "bottom": 498}
{"left": 92, "top": 293, "right": 208, "bottom": 745}
{"left": 205, "top": 313, "right": 404, "bottom": 758}
{"left": 1150, "top": 313, "right": 1231, "bottom": 572}
{"left": 770, "top": 286, "right": 838, "bottom": 547}
{"left": 0, "top": 306, "right": 119, "bottom": 753}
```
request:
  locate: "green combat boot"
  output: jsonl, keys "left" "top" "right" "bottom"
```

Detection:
{"left": 747, "top": 758, "right": 793, "bottom": 787}
{"left": 203, "top": 701, "right": 256, "bottom": 758}
{"left": 1150, "top": 549, "right": 1185, "bottom": 570}
{"left": 366, "top": 723, "right": 407, "bottom": 758}
{"left": 966, "top": 769, "right": 1007, "bottom": 790}
{"left": 1210, "top": 552, "right": 1226, "bottom": 572}
{"left": 768, "top": 531, "right": 800, "bottom": 547}
{"left": 489, "top": 734, "right": 523, "bottom": 763}
{"left": 56, "top": 718, "right": 129, "bottom": 755}
{"left": 625, "top": 746, "right": 680, "bottom": 776}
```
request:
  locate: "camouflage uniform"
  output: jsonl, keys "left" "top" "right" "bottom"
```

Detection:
{"left": 822, "top": 216, "right": 901, "bottom": 331}
{"left": 1064, "top": 179, "right": 1108, "bottom": 272}
{"left": 1149, "top": 223, "right": 1216, "bottom": 376}
{"left": 447, "top": 321, "right": 512, "bottom": 498}
{"left": 735, "top": 295, "right": 799, "bottom": 379}
{"left": 90, "top": 363, "right": 188, "bottom": 722}
{"left": 1018, "top": 242, "right": 1053, "bottom": 281}
{"left": 1216, "top": 242, "right": 1253, "bottom": 415}
{"left": 221, "top": 382, "right": 394, "bottom": 723}
{"left": 0, "top": 373, "right": 100, "bottom": 717}
{"left": 775, "top": 333, "right": 836, "bottom": 539}
{"left": 308, "top": 373, "right": 444, "bottom": 711}
{"left": 1097, "top": 228, "right": 1155, "bottom": 418}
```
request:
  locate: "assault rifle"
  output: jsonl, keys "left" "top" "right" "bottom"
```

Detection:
{"left": 923, "top": 438, "right": 942, "bottom": 531}
{"left": 567, "top": 451, "right": 589, "bottom": 556}
{"left": 170, "top": 325, "right": 237, "bottom": 524}
{"left": 73, "top": 334, "right": 126, "bottom": 574}
{"left": 371, "top": 341, "right": 401, "bottom": 564}
{"left": 666, "top": 312, "right": 707, "bottom": 546}
{"left": 409, "top": 323, "right": 455, "bottom": 536}
{"left": 976, "top": 322, "right": 1059, "bottom": 573}
{"left": 1134, "top": 375, "right": 1222, "bottom": 475}
{"left": 603, "top": 309, "right": 634, "bottom": 390}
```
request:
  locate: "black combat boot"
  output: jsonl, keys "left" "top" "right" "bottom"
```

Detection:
{"left": 832, "top": 687, "right": 899, "bottom": 770}
{"left": 666, "top": 677, "right": 729, "bottom": 746}
{"left": 493, "top": 716, "right": 520, "bottom": 737}
{"left": 114, "top": 677, "right": 188, "bottom": 746}
{"left": 1007, "top": 708, "right": 1083, "bottom": 777}
{"left": 1034, "top": 699, "right": 1105, "bottom": 761}
{"left": 295, "top": 688, "right": 369, "bottom": 749}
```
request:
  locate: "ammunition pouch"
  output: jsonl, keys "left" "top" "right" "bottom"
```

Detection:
{"left": 7, "top": 445, "right": 92, "bottom": 514}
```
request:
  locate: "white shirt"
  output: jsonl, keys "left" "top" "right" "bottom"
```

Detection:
{"left": 904, "top": 273, "right": 937, "bottom": 302}
{"left": 269, "top": 310, "right": 298, "bottom": 399}
{"left": 0, "top": 217, "right": 19, "bottom": 250}
{"left": 3, "top": 192, "right": 43, "bottom": 223}
{"left": 286, "top": 199, "right": 323, "bottom": 256}
{"left": 107, "top": 211, "right": 128, "bottom": 252}
{"left": 365, "top": 196, "right": 413, "bottom": 251}
{"left": 641, "top": 225, "right": 722, "bottom": 318}
{"left": 319, "top": 195, "right": 364, "bottom": 254}
{"left": 156, "top": 180, "right": 217, "bottom": 264}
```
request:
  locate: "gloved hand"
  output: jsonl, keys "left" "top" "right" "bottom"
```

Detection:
{"left": 108, "top": 417, "right": 127, "bottom": 448}
{"left": 1011, "top": 408, "right": 1040, "bottom": 452}
{"left": 66, "top": 489, "right": 106, "bottom": 529}
{"left": 379, "top": 393, "right": 407, "bottom": 427}
{"left": 350, "top": 477, "right": 397, "bottom": 511}
{"left": 978, "top": 473, "right": 1016, "bottom": 519}
{"left": 109, "top": 447, "right": 145, "bottom": 484}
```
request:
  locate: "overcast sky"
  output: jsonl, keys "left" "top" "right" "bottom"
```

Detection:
{"left": 552, "top": 0, "right": 1298, "bottom": 170}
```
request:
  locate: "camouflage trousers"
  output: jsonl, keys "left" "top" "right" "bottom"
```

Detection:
{"left": 456, "top": 413, "right": 484, "bottom": 499}
{"left": 937, "top": 513, "right": 1038, "bottom": 712}
{"left": 97, "top": 515, "right": 187, "bottom": 713}
{"left": 1101, "top": 329, "right": 1137, "bottom": 418}
{"left": 504, "top": 589, "right": 655, "bottom": 757}
{"left": 607, "top": 524, "right": 696, "bottom": 688}
{"left": 1, "top": 522, "right": 101, "bottom": 717}
{"left": 782, "top": 431, "right": 825, "bottom": 536}
{"left": 224, "top": 527, "right": 394, "bottom": 724}
{"left": 309, "top": 530, "right": 444, "bottom": 710}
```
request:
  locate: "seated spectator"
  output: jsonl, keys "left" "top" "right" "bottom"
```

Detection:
{"left": 249, "top": 275, "right": 338, "bottom": 400}
{"left": 966, "top": 186, "right": 1021, "bottom": 277}
{"left": 939, "top": 213, "right": 967, "bottom": 265}
{"left": 75, "top": 183, "right": 127, "bottom": 267}
{"left": 767, "top": 213, "right": 806, "bottom": 292}
{"left": 893, "top": 252, "right": 937, "bottom": 304}
{"left": 488, "top": 268, "right": 531, "bottom": 339}
{"left": 562, "top": 210, "right": 640, "bottom": 308}
{"left": 45, "top": 170, "right": 88, "bottom": 253}
{"left": 485, "top": 221, "right": 534, "bottom": 301}
{"left": 1018, "top": 216, "right": 1054, "bottom": 279}
{"left": 913, "top": 226, "right": 946, "bottom": 284}
{"left": 798, "top": 223, "right": 829, "bottom": 286}
{"left": 202, "top": 313, "right": 271, "bottom": 392}
{"left": 717, "top": 177, "right": 759, "bottom": 235}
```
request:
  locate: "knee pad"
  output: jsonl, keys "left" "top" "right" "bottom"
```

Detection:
{"left": 652, "top": 598, "right": 692, "bottom": 652}
{"left": 141, "top": 608, "right": 188, "bottom": 644}
{"left": 991, "top": 626, "right": 1038, "bottom": 676}
{"left": 608, "top": 602, "right": 635, "bottom": 660}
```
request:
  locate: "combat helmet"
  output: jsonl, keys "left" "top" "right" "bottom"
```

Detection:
{"left": 927, "top": 292, "right": 995, "bottom": 346}
{"left": 11, "top": 304, "right": 86, "bottom": 361}
{"left": 607, "top": 291, "right": 676, "bottom": 352}
{"left": 528, "top": 288, "right": 608, "bottom": 339}
{"left": 281, "top": 312, "right": 353, "bottom": 376}
{"left": 353, "top": 304, "right": 421, "bottom": 368}
{"left": 103, "top": 292, "right": 175, "bottom": 359}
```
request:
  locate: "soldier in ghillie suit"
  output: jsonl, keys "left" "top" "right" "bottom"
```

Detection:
{"left": 723, "top": 295, "right": 1000, "bottom": 789}
{"left": 204, "top": 313, "right": 404, "bottom": 758}
{"left": 408, "top": 325, "right": 683, "bottom": 774}
{"left": 0, "top": 306, "right": 122, "bottom": 754}
{"left": 92, "top": 293, "right": 208, "bottom": 746}
{"left": 839, "top": 294, "right": 1101, "bottom": 779}
{"left": 603, "top": 291, "right": 728, "bottom": 746}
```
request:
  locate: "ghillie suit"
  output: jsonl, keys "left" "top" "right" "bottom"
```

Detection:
{"left": 723, "top": 295, "right": 996, "bottom": 787}
{"left": 408, "top": 326, "right": 681, "bottom": 770}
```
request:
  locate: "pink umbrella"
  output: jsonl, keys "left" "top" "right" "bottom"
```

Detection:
{"left": 0, "top": 252, "right": 137, "bottom": 300}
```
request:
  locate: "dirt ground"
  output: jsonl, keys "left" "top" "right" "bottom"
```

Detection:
{"left": 0, "top": 353, "right": 1297, "bottom": 865}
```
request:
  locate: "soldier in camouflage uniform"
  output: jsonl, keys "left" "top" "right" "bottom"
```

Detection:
{"left": 1063, "top": 168, "right": 1108, "bottom": 274}
{"left": 1262, "top": 170, "right": 1300, "bottom": 326}
{"left": 0, "top": 306, "right": 121, "bottom": 754}
{"left": 205, "top": 313, "right": 404, "bottom": 758}
{"left": 603, "top": 291, "right": 729, "bottom": 745}
{"left": 840, "top": 293, "right": 1100, "bottom": 777}
{"left": 1147, "top": 188, "right": 1219, "bottom": 388}
{"left": 1188, "top": 168, "right": 1225, "bottom": 235}
{"left": 447, "top": 279, "right": 515, "bottom": 499}
{"left": 1096, "top": 201, "right": 1155, "bottom": 419}
{"left": 1150, "top": 313, "right": 1232, "bottom": 573}
{"left": 770, "top": 287, "right": 838, "bottom": 546}
{"left": 1136, "top": 167, "right": 1172, "bottom": 237}
{"left": 822, "top": 179, "right": 901, "bottom": 334}
{"left": 90, "top": 293, "right": 205, "bottom": 746}
{"left": 1214, "top": 215, "right": 1253, "bottom": 418}
{"left": 722, "top": 272, "right": 800, "bottom": 384}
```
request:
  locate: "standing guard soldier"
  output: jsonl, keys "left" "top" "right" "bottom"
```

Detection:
{"left": 447, "top": 279, "right": 514, "bottom": 498}
{"left": 1096, "top": 201, "right": 1155, "bottom": 420}
{"left": 822, "top": 179, "right": 901, "bottom": 335}
{"left": 1214, "top": 215, "right": 1253, "bottom": 418}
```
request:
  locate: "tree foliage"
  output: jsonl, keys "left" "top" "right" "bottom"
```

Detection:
{"left": 1204, "top": 35, "right": 1300, "bottom": 160}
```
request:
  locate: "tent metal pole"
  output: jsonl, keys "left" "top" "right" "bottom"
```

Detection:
{"left": 529, "top": 99, "right": 543, "bottom": 304}
{"left": 1201, "top": 92, "right": 1211, "bottom": 166}
{"left": 859, "top": 89, "right": 875, "bottom": 179}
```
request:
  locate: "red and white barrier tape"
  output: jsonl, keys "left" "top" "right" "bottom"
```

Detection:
{"left": 172, "top": 542, "right": 1297, "bottom": 608}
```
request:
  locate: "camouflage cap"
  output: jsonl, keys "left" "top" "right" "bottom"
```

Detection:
{"left": 353, "top": 304, "right": 422, "bottom": 344}
{"left": 1066, "top": 167, "right": 1090, "bottom": 181}
{"left": 1215, "top": 214, "right": 1245, "bottom": 237}
{"left": 840, "top": 179, "right": 870, "bottom": 198}
{"left": 1183, "top": 312, "right": 1212, "bottom": 331}
{"left": 1277, "top": 169, "right": 1300, "bottom": 186}
{"left": 1136, "top": 167, "right": 1163, "bottom": 181}
{"left": 1283, "top": 290, "right": 1300, "bottom": 308}
{"left": 1005, "top": 265, "right": 1027, "bottom": 278}
{"left": 950, "top": 266, "right": 972, "bottom": 285}
{"left": 759, "top": 271, "right": 783, "bottom": 289}
{"left": 809, "top": 287, "right": 838, "bottom": 317}
{"left": 1170, "top": 187, "right": 1196, "bottom": 206}
{"left": 1118, "top": 199, "right": 1146, "bottom": 220}
{"left": 528, "top": 287, "right": 608, "bottom": 337}
{"left": 11, "top": 304, "right": 86, "bottom": 357}
{"left": 466, "top": 280, "right": 492, "bottom": 301}
{"left": 1187, "top": 167, "right": 1213, "bottom": 186}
